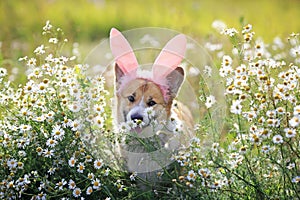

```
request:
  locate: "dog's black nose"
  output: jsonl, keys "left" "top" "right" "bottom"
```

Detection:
{"left": 131, "top": 114, "right": 143, "bottom": 122}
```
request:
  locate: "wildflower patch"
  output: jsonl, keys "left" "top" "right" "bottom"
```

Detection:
{"left": 0, "top": 21, "right": 299, "bottom": 199}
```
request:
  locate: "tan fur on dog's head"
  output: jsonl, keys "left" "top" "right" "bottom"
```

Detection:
{"left": 115, "top": 63, "right": 184, "bottom": 126}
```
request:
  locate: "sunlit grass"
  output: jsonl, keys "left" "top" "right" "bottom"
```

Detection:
{"left": 1, "top": 0, "right": 299, "bottom": 43}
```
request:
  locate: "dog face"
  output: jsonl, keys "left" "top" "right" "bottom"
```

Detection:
{"left": 110, "top": 28, "right": 186, "bottom": 129}
{"left": 115, "top": 64, "right": 184, "bottom": 126}
{"left": 117, "top": 77, "right": 166, "bottom": 125}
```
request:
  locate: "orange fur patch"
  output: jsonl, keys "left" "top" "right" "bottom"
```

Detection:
{"left": 116, "top": 79, "right": 172, "bottom": 122}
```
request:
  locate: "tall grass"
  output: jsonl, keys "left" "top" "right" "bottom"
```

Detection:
{"left": 1, "top": 0, "right": 299, "bottom": 57}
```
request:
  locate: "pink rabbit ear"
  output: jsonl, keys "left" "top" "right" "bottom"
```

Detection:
{"left": 152, "top": 34, "right": 186, "bottom": 81}
{"left": 110, "top": 28, "right": 138, "bottom": 74}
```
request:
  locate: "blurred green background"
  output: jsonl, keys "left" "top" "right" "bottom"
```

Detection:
{"left": 0, "top": 0, "right": 300, "bottom": 60}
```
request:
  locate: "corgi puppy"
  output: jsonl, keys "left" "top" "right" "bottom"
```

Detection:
{"left": 110, "top": 28, "right": 194, "bottom": 174}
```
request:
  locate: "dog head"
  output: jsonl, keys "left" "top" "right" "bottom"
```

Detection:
{"left": 110, "top": 28, "right": 186, "bottom": 128}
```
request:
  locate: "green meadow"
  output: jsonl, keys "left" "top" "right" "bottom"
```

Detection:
{"left": 1, "top": 0, "right": 300, "bottom": 58}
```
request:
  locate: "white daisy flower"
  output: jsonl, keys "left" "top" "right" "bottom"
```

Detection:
{"left": 130, "top": 172, "right": 137, "bottom": 181}
{"left": 87, "top": 172, "right": 94, "bottom": 180}
{"left": 221, "top": 28, "right": 238, "bottom": 37}
{"left": 33, "top": 115, "right": 45, "bottom": 122}
{"left": 68, "top": 179, "right": 76, "bottom": 190}
{"left": 94, "top": 159, "right": 103, "bottom": 169}
{"left": 27, "top": 58, "right": 37, "bottom": 67}
{"left": 48, "top": 167, "right": 56, "bottom": 175}
{"left": 51, "top": 125, "right": 65, "bottom": 140}
{"left": 86, "top": 186, "right": 93, "bottom": 195}
{"left": 205, "top": 95, "right": 216, "bottom": 109}
{"left": 19, "top": 124, "right": 32, "bottom": 133}
{"left": 94, "top": 116, "right": 104, "bottom": 128}
{"left": 186, "top": 170, "right": 196, "bottom": 181}
{"left": 92, "top": 178, "right": 101, "bottom": 189}
{"left": 43, "top": 20, "right": 52, "bottom": 31}
{"left": 284, "top": 128, "right": 296, "bottom": 138}
{"left": 34, "top": 45, "right": 46, "bottom": 55}
{"left": 43, "top": 148, "right": 54, "bottom": 158}
{"left": 49, "top": 38, "right": 58, "bottom": 44}
{"left": 72, "top": 187, "right": 81, "bottom": 198}
{"left": 272, "top": 134, "right": 284, "bottom": 144}
{"left": 7, "top": 158, "right": 18, "bottom": 169}
{"left": 261, "top": 145, "right": 271, "bottom": 153}
{"left": 289, "top": 116, "right": 300, "bottom": 127}
{"left": 230, "top": 100, "right": 243, "bottom": 114}
{"left": 46, "top": 138, "right": 58, "bottom": 148}
{"left": 68, "top": 157, "right": 76, "bottom": 167}
{"left": 68, "top": 102, "right": 82, "bottom": 113}
{"left": 94, "top": 104, "right": 104, "bottom": 113}
{"left": 293, "top": 105, "right": 300, "bottom": 116}
{"left": 70, "top": 119, "right": 81, "bottom": 131}
{"left": 77, "top": 163, "right": 85, "bottom": 173}
{"left": 55, "top": 179, "right": 67, "bottom": 191}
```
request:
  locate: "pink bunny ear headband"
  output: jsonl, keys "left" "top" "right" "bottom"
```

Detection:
{"left": 110, "top": 28, "right": 186, "bottom": 102}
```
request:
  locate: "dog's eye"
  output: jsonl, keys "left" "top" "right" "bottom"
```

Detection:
{"left": 147, "top": 100, "right": 156, "bottom": 107}
{"left": 128, "top": 95, "right": 135, "bottom": 102}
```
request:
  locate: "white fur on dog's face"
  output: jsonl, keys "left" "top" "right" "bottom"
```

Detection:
{"left": 125, "top": 96, "right": 149, "bottom": 125}
{"left": 115, "top": 63, "right": 185, "bottom": 129}
{"left": 117, "top": 78, "right": 169, "bottom": 127}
